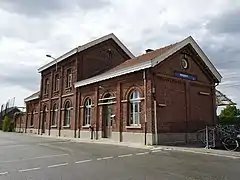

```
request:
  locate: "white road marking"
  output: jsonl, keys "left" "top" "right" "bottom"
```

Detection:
{"left": 19, "top": 167, "right": 41, "bottom": 172}
{"left": 0, "top": 144, "right": 29, "bottom": 149}
{"left": 75, "top": 159, "right": 92, "bottom": 164}
{"left": 0, "top": 153, "right": 69, "bottom": 163}
{"left": 0, "top": 172, "right": 8, "bottom": 175}
{"left": 48, "top": 163, "right": 68, "bottom": 168}
{"left": 97, "top": 156, "right": 113, "bottom": 160}
{"left": 136, "top": 152, "right": 149, "bottom": 156}
{"left": 118, "top": 154, "right": 133, "bottom": 158}
{"left": 152, "top": 150, "right": 162, "bottom": 153}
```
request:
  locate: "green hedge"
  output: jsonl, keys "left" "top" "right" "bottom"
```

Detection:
{"left": 2, "top": 116, "right": 15, "bottom": 132}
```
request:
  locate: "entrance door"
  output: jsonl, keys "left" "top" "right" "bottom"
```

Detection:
{"left": 42, "top": 106, "right": 47, "bottom": 134}
{"left": 102, "top": 104, "right": 113, "bottom": 138}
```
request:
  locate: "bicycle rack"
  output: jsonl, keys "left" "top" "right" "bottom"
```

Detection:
{"left": 205, "top": 126, "right": 216, "bottom": 149}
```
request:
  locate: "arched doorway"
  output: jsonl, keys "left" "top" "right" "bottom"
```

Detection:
{"left": 42, "top": 106, "right": 47, "bottom": 134}
{"left": 102, "top": 93, "right": 113, "bottom": 138}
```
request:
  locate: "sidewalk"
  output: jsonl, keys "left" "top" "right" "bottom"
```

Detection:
{"left": 27, "top": 133, "right": 240, "bottom": 159}
{"left": 151, "top": 145, "right": 240, "bottom": 159}
{"left": 28, "top": 133, "right": 152, "bottom": 150}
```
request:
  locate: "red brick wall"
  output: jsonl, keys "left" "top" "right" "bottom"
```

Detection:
{"left": 152, "top": 46, "right": 216, "bottom": 133}
{"left": 29, "top": 38, "right": 131, "bottom": 134}
{"left": 25, "top": 99, "right": 39, "bottom": 129}
{"left": 78, "top": 71, "right": 153, "bottom": 136}
{"left": 79, "top": 39, "right": 130, "bottom": 80}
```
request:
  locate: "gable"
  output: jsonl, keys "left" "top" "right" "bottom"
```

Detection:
{"left": 151, "top": 36, "right": 222, "bottom": 83}
{"left": 74, "top": 36, "right": 222, "bottom": 88}
{"left": 38, "top": 33, "right": 135, "bottom": 73}
{"left": 153, "top": 46, "right": 214, "bottom": 84}
{"left": 80, "top": 39, "right": 133, "bottom": 80}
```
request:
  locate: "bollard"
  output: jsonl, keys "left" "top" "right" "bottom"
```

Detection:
{"left": 90, "top": 126, "right": 94, "bottom": 139}
{"left": 205, "top": 126, "right": 209, "bottom": 149}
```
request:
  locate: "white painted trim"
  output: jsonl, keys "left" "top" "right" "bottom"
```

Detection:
{"left": 199, "top": 92, "right": 210, "bottom": 96}
{"left": 74, "top": 61, "right": 151, "bottom": 88}
{"left": 24, "top": 94, "right": 39, "bottom": 102}
{"left": 98, "top": 97, "right": 116, "bottom": 101}
{"left": 38, "top": 33, "right": 135, "bottom": 73}
{"left": 61, "top": 93, "right": 74, "bottom": 98}
{"left": 151, "top": 36, "right": 222, "bottom": 82}
{"left": 126, "top": 125, "right": 142, "bottom": 129}
{"left": 74, "top": 36, "right": 222, "bottom": 88}
{"left": 82, "top": 125, "right": 91, "bottom": 128}
{"left": 98, "top": 101, "right": 117, "bottom": 106}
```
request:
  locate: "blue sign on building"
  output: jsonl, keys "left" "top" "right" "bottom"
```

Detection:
{"left": 174, "top": 72, "right": 197, "bottom": 81}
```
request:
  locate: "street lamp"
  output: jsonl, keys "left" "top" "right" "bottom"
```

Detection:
{"left": 46, "top": 54, "right": 58, "bottom": 71}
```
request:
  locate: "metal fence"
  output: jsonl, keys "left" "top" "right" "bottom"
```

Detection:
{"left": 197, "top": 124, "right": 240, "bottom": 151}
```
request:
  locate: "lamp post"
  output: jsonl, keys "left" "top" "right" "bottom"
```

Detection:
{"left": 46, "top": 54, "right": 58, "bottom": 71}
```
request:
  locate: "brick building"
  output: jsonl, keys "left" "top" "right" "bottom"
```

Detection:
{"left": 16, "top": 33, "right": 222, "bottom": 145}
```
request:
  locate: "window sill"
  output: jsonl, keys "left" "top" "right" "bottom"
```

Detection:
{"left": 63, "top": 125, "right": 70, "bottom": 129}
{"left": 51, "top": 125, "right": 57, "bottom": 128}
{"left": 82, "top": 125, "right": 91, "bottom": 129}
{"left": 126, "top": 125, "right": 142, "bottom": 129}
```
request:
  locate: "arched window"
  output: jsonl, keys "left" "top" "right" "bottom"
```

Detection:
{"left": 44, "top": 78, "right": 49, "bottom": 94}
{"left": 83, "top": 98, "right": 92, "bottom": 126}
{"left": 128, "top": 90, "right": 141, "bottom": 126}
{"left": 30, "top": 109, "right": 34, "bottom": 126}
{"left": 42, "top": 106, "right": 47, "bottom": 122}
{"left": 54, "top": 74, "right": 59, "bottom": 91}
{"left": 66, "top": 69, "right": 72, "bottom": 88}
{"left": 64, "top": 101, "right": 71, "bottom": 126}
{"left": 52, "top": 104, "right": 58, "bottom": 126}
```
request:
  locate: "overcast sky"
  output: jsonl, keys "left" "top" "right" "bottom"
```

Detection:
{"left": 0, "top": 0, "right": 239, "bottom": 110}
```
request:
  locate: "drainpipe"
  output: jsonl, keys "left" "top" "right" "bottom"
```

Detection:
{"left": 214, "top": 82, "right": 219, "bottom": 125}
{"left": 143, "top": 70, "right": 147, "bottom": 145}
{"left": 151, "top": 71, "right": 158, "bottom": 145}
{"left": 153, "top": 99, "right": 158, "bottom": 145}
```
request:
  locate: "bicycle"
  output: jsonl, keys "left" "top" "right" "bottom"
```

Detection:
{"left": 196, "top": 125, "right": 240, "bottom": 151}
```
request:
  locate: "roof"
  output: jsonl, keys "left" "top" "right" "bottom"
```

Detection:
{"left": 24, "top": 91, "right": 40, "bottom": 102}
{"left": 216, "top": 89, "right": 236, "bottom": 106}
{"left": 38, "top": 33, "right": 135, "bottom": 73}
{"left": 0, "top": 107, "right": 21, "bottom": 117}
{"left": 108, "top": 42, "right": 179, "bottom": 72}
{"left": 74, "top": 36, "right": 222, "bottom": 88}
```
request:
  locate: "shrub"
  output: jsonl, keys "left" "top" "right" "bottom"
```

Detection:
{"left": 2, "top": 116, "right": 14, "bottom": 132}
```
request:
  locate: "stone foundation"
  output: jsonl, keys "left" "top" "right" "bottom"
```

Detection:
{"left": 50, "top": 129, "right": 59, "bottom": 137}
{"left": 158, "top": 133, "right": 198, "bottom": 145}
{"left": 61, "top": 129, "right": 74, "bottom": 138}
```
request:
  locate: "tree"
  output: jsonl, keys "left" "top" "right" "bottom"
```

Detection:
{"left": 219, "top": 105, "right": 240, "bottom": 124}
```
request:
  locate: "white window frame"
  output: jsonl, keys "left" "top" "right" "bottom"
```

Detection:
{"left": 64, "top": 102, "right": 71, "bottom": 127}
{"left": 52, "top": 104, "right": 58, "bottom": 127}
{"left": 55, "top": 74, "right": 60, "bottom": 91}
{"left": 83, "top": 98, "right": 92, "bottom": 127}
{"left": 44, "top": 78, "right": 49, "bottom": 95}
{"left": 129, "top": 90, "right": 141, "bottom": 126}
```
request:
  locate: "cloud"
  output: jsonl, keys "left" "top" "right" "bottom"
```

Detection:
{"left": 206, "top": 8, "right": 240, "bottom": 35}
{"left": 0, "top": 0, "right": 111, "bottom": 17}
{"left": 0, "top": 63, "right": 40, "bottom": 91}
{"left": 0, "top": 0, "right": 239, "bottom": 109}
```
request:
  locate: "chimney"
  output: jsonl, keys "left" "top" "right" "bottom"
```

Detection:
{"left": 145, "top": 49, "right": 154, "bottom": 53}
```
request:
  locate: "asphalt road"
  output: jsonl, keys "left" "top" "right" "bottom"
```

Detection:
{"left": 0, "top": 132, "right": 239, "bottom": 180}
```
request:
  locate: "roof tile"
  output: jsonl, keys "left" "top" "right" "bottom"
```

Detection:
{"left": 108, "top": 42, "right": 179, "bottom": 72}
